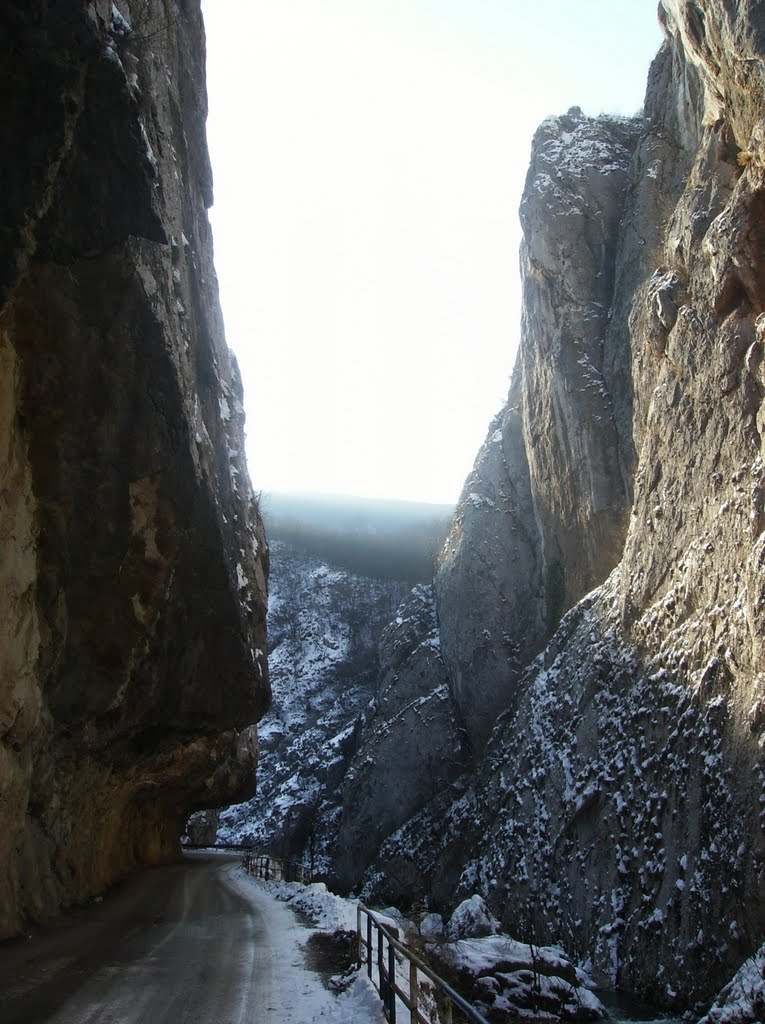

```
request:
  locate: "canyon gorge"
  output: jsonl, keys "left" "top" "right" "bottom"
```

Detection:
{"left": 2, "top": 0, "right": 765, "bottom": 1020}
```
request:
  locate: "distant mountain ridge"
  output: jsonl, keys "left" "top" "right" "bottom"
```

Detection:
{"left": 262, "top": 490, "right": 454, "bottom": 530}
{"left": 262, "top": 491, "right": 454, "bottom": 583}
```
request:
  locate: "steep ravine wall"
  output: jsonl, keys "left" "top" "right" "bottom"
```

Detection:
{"left": 0, "top": 1, "right": 269, "bottom": 938}
{"left": 336, "top": 0, "right": 765, "bottom": 1011}
{"left": 334, "top": 107, "right": 646, "bottom": 888}
{"left": 436, "top": 109, "right": 644, "bottom": 753}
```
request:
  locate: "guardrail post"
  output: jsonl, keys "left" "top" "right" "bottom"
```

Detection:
{"left": 378, "top": 926, "right": 386, "bottom": 1011}
{"left": 367, "top": 913, "right": 373, "bottom": 979}
{"left": 409, "top": 958, "right": 418, "bottom": 1022}
{"left": 388, "top": 940, "right": 397, "bottom": 1023}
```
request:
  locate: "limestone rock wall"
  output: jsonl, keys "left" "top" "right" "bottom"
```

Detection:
{"left": 437, "top": 110, "right": 642, "bottom": 750}
{"left": 336, "top": 111, "right": 648, "bottom": 875}
{"left": 205, "top": 540, "right": 411, "bottom": 868}
{"left": 0, "top": 0, "right": 269, "bottom": 938}
{"left": 332, "top": 585, "right": 463, "bottom": 890}
{"left": 335, "top": 0, "right": 765, "bottom": 1009}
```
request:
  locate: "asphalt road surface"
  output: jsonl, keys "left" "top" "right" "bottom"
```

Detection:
{"left": 0, "top": 853, "right": 276, "bottom": 1024}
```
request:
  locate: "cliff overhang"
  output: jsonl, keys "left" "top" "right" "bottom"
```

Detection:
{"left": 0, "top": 0, "right": 269, "bottom": 938}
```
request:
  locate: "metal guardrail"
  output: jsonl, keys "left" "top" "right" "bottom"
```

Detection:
{"left": 357, "top": 903, "right": 489, "bottom": 1024}
{"left": 239, "top": 855, "right": 485, "bottom": 1021}
{"left": 242, "top": 849, "right": 312, "bottom": 885}
{"left": 184, "top": 842, "right": 254, "bottom": 852}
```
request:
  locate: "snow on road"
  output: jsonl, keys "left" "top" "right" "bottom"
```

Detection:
{"left": 228, "top": 866, "right": 385, "bottom": 1023}
{"left": 0, "top": 854, "right": 384, "bottom": 1024}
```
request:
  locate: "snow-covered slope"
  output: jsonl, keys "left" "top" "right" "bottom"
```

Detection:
{"left": 212, "top": 541, "right": 408, "bottom": 867}
{"left": 697, "top": 941, "right": 765, "bottom": 1024}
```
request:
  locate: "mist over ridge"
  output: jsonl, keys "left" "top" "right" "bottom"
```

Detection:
{"left": 261, "top": 491, "right": 454, "bottom": 584}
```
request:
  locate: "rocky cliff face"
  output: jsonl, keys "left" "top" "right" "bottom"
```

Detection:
{"left": 332, "top": 584, "right": 464, "bottom": 889}
{"left": 0, "top": 1, "right": 269, "bottom": 938}
{"left": 190, "top": 540, "right": 409, "bottom": 867}
{"left": 437, "top": 109, "right": 643, "bottom": 752}
{"left": 336, "top": 0, "right": 765, "bottom": 1011}
{"left": 335, "top": 107, "right": 646, "bottom": 892}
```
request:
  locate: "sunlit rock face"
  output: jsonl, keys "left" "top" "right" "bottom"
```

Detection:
{"left": 0, "top": 0, "right": 269, "bottom": 938}
{"left": 338, "top": 0, "right": 765, "bottom": 1010}
{"left": 334, "top": 110, "right": 643, "bottom": 893}
{"left": 437, "top": 108, "right": 642, "bottom": 751}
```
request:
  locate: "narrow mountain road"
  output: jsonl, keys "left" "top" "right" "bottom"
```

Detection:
{"left": 0, "top": 852, "right": 381, "bottom": 1024}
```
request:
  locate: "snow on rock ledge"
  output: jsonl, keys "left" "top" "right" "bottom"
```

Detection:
{"left": 446, "top": 895, "right": 501, "bottom": 941}
{"left": 427, "top": 932, "right": 605, "bottom": 1022}
{"left": 697, "top": 942, "right": 765, "bottom": 1024}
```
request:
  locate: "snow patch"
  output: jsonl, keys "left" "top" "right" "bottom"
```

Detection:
{"left": 229, "top": 869, "right": 384, "bottom": 1023}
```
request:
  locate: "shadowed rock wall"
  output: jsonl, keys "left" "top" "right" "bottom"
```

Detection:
{"left": 0, "top": 0, "right": 269, "bottom": 938}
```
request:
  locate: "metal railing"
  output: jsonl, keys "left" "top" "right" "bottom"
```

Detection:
{"left": 184, "top": 842, "right": 254, "bottom": 851}
{"left": 242, "top": 849, "right": 312, "bottom": 885}
{"left": 357, "top": 903, "right": 489, "bottom": 1024}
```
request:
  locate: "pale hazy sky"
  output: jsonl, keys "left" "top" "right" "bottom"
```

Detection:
{"left": 201, "top": 1, "right": 664, "bottom": 505}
